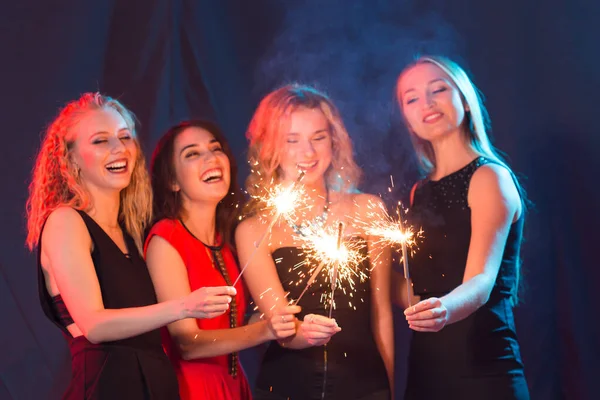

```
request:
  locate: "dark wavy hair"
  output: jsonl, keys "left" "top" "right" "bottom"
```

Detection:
{"left": 150, "top": 120, "right": 244, "bottom": 246}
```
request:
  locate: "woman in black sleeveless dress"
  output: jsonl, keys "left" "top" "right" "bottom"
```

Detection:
{"left": 236, "top": 85, "right": 393, "bottom": 399}
{"left": 26, "top": 93, "right": 235, "bottom": 399}
{"left": 395, "top": 57, "right": 530, "bottom": 399}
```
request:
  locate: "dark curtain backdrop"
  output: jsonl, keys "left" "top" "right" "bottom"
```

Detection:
{"left": 1, "top": 1, "right": 598, "bottom": 399}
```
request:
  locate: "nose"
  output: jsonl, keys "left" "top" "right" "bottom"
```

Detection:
{"left": 424, "top": 92, "right": 436, "bottom": 108}
{"left": 110, "top": 136, "right": 127, "bottom": 154}
{"left": 301, "top": 139, "right": 316, "bottom": 157}
{"left": 203, "top": 150, "right": 218, "bottom": 164}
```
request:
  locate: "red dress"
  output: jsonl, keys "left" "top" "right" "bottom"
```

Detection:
{"left": 144, "top": 219, "right": 252, "bottom": 400}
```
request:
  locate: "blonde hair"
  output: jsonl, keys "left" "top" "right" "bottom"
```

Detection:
{"left": 246, "top": 84, "right": 361, "bottom": 205}
{"left": 397, "top": 55, "right": 513, "bottom": 176}
{"left": 26, "top": 93, "right": 152, "bottom": 254}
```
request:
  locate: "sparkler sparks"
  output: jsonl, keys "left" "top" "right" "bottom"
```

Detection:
{"left": 232, "top": 171, "right": 306, "bottom": 286}
{"left": 292, "top": 221, "right": 368, "bottom": 308}
{"left": 361, "top": 200, "right": 424, "bottom": 306}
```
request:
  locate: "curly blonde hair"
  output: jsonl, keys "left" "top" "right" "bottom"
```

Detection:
{"left": 245, "top": 84, "right": 361, "bottom": 206}
{"left": 26, "top": 93, "right": 152, "bottom": 254}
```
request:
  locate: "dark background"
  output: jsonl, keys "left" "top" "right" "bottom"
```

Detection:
{"left": 1, "top": 1, "right": 598, "bottom": 399}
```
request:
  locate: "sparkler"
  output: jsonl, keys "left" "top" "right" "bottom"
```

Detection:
{"left": 328, "top": 222, "right": 344, "bottom": 318}
{"left": 292, "top": 220, "right": 367, "bottom": 308}
{"left": 364, "top": 201, "right": 423, "bottom": 307}
{"left": 232, "top": 171, "right": 306, "bottom": 286}
{"left": 397, "top": 212, "right": 412, "bottom": 307}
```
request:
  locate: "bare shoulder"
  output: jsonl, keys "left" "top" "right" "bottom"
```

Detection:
{"left": 41, "top": 207, "right": 92, "bottom": 273}
{"left": 349, "top": 192, "right": 386, "bottom": 217}
{"left": 469, "top": 164, "right": 521, "bottom": 212}
{"left": 43, "top": 207, "right": 90, "bottom": 243}
{"left": 235, "top": 214, "right": 267, "bottom": 243}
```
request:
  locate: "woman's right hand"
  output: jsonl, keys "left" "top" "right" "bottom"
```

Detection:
{"left": 181, "top": 286, "right": 237, "bottom": 319}
{"left": 267, "top": 305, "right": 301, "bottom": 340}
{"left": 300, "top": 314, "right": 342, "bottom": 346}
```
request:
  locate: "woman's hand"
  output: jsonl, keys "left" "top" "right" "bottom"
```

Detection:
{"left": 404, "top": 297, "right": 449, "bottom": 332}
{"left": 267, "top": 305, "right": 302, "bottom": 340}
{"left": 299, "top": 314, "right": 342, "bottom": 346}
{"left": 182, "top": 286, "right": 237, "bottom": 319}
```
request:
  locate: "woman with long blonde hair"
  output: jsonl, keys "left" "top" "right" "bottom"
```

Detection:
{"left": 27, "top": 93, "right": 235, "bottom": 399}
{"left": 236, "top": 84, "right": 394, "bottom": 399}
{"left": 396, "top": 56, "right": 529, "bottom": 399}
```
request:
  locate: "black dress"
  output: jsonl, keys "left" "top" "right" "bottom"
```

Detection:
{"left": 38, "top": 210, "right": 180, "bottom": 399}
{"left": 404, "top": 157, "right": 529, "bottom": 400}
{"left": 253, "top": 238, "right": 390, "bottom": 400}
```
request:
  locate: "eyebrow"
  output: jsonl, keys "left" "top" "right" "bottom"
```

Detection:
{"left": 90, "top": 127, "right": 131, "bottom": 137}
{"left": 287, "top": 129, "right": 329, "bottom": 136}
{"left": 179, "top": 139, "right": 220, "bottom": 155}
{"left": 402, "top": 79, "right": 446, "bottom": 96}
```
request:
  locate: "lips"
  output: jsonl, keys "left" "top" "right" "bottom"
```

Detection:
{"left": 297, "top": 161, "right": 318, "bottom": 171}
{"left": 201, "top": 168, "right": 223, "bottom": 183}
{"left": 105, "top": 159, "right": 128, "bottom": 173}
{"left": 423, "top": 112, "right": 443, "bottom": 123}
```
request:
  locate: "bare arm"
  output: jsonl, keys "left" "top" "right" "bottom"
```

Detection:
{"left": 235, "top": 217, "right": 340, "bottom": 350}
{"left": 405, "top": 165, "right": 521, "bottom": 331}
{"left": 146, "top": 235, "right": 299, "bottom": 359}
{"left": 41, "top": 208, "right": 234, "bottom": 344}
{"left": 362, "top": 195, "right": 395, "bottom": 390}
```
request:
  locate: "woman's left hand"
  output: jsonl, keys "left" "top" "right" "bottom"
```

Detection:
{"left": 404, "top": 297, "right": 448, "bottom": 332}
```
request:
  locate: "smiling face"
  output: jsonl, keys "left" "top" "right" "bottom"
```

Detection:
{"left": 69, "top": 107, "right": 138, "bottom": 193}
{"left": 278, "top": 107, "right": 333, "bottom": 188}
{"left": 397, "top": 62, "right": 468, "bottom": 143}
{"left": 172, "top": 126, "right": 231, "bottom": 207}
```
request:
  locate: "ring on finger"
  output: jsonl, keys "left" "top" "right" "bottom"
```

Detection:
{"left": 281, "top": 315, "right": 286, "bottom": 323}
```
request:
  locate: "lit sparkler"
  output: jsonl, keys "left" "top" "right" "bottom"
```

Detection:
{"left": 292, "top": 221, "right": 367, "bottom": 308}
{"left": 363, "top": 201, "right": 423, "bottom": 307}
{"left": 232, "top": 171, "right": 306, "bottom": 286}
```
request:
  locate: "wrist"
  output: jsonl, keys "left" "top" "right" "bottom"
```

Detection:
{"left": 174, "top": 297, "right": 189, "bottom": 321}
{"left": 262, "top": 319, "right": 275, "bottom": 341}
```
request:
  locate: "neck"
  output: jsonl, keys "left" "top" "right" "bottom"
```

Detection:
{"left": 181, "top": 198, "right": 218, "bottom": 246}
{"left": 297, "top": 179, "right": 329, "bottom": 222}
{"left": 303, "top": 179, "right": 328, "bottom": 201}
{"left": 429, "top": 129, "right": 478, "bottom": 180}
{"left": 86, "top": 187, "right": 122, "bottom": 230}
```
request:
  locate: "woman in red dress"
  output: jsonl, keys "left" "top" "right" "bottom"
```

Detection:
{"left": 144, "top": 120, "right": 299, "bottom": 400}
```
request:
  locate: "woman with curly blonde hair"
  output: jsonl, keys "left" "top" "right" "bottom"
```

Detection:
{"left": 26, "top": 93, "right": 235, "bottom": 399}
{"left": 236, "top": 84, "right": 394, "bottom": 399}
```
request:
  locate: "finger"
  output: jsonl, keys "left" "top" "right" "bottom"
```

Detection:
{"left": 302, "top": 322, "right": 340, "bottom": 334}
{"left": 204, "top": 286, "right": 237, "bottom": 296}
{"left": 303, "top": 328, "right": 341, "bottom": 340}
{"left": 409, "top": 318, "right": 445, "bottom": 329}
{"left": 406, "top": 308, "right": 445, "bottom": 321}
{"left": 404, "top": 298, "right": 438, "bottom": 315}
{"left": 191, "top": 310, "right": 227, "bottom": 319}
{"left": 204, "top": 295, "right": 233, "bottom": 305}
{"left": 310, "top": 315, "right": 338, "bottom": 327}
{"left": 275, "top": 324, "right": 297, "bottom": 333}
{"left": 205, "top": 310, "right": 228, "bottom": 319}
{"left": 408, "top": 324, "right": 437, "bottom": 332}
{"left": 282, "top": 305, "right": 302, "bottom": 315}
{"left": 274, "top": 325, "right": 297, "bottom": 337}
{"left": 273, "top": 313, "right": 297, "bottom": 324}
{"left": 273, "top": 305, "right": 301, "bottom": 318}
{"left": 201, "top": 304, "right": 229, "bottom": 314}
